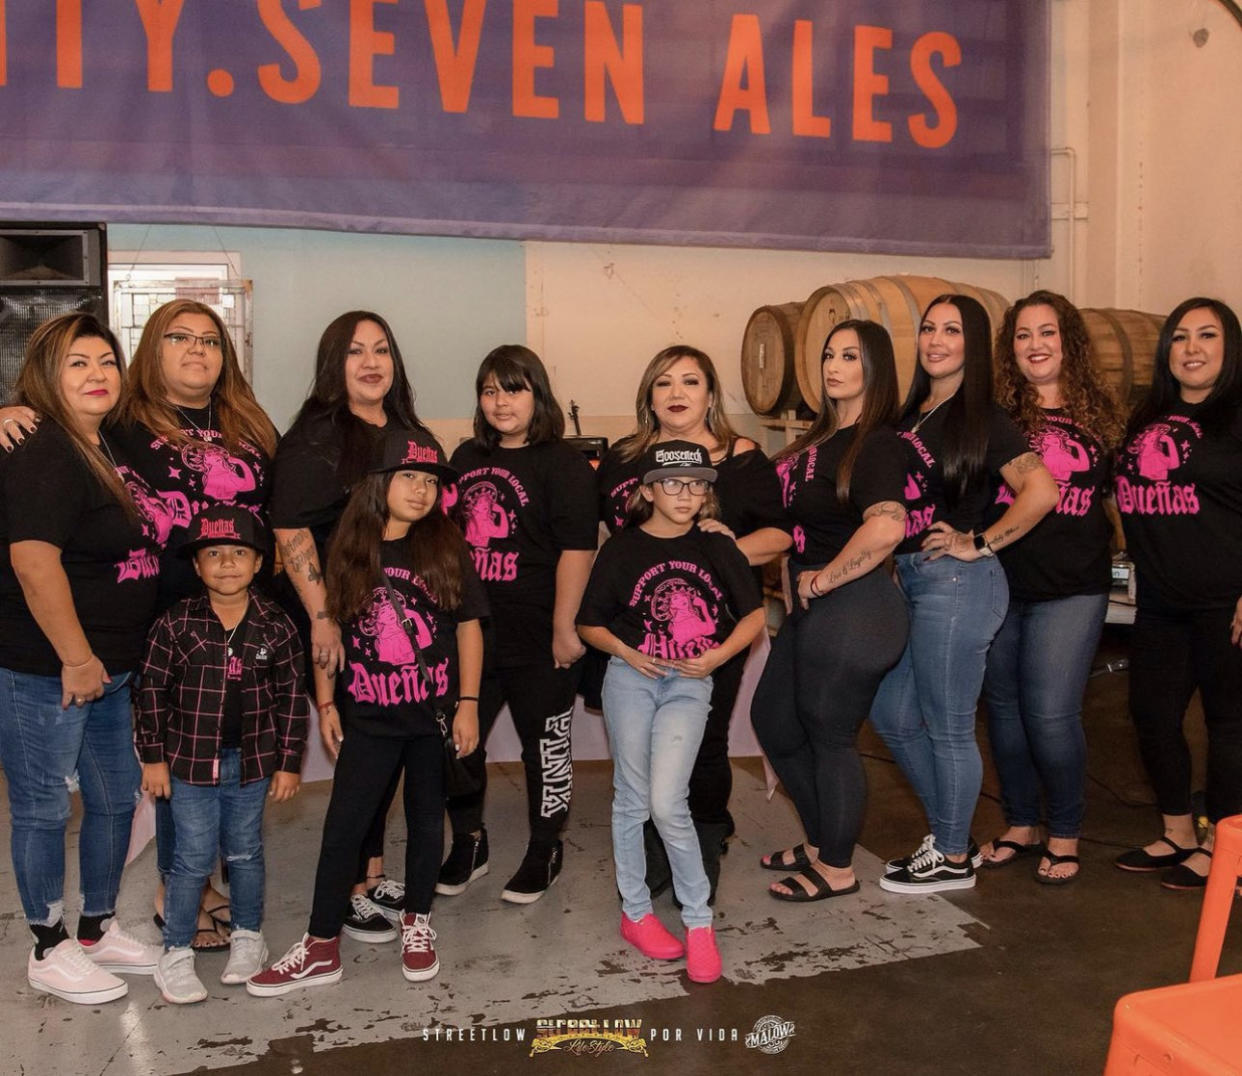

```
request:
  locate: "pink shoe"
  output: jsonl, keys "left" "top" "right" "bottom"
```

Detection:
{"left": 685, "top": 926, "right": 721, "bottom": 983}
{"left": 620, "top": 914, "right": 684, "bottom": 960}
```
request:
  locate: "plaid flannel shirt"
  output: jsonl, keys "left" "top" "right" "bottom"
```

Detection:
{"left": 135, "top": 591, "right": 308, "bottom": 785}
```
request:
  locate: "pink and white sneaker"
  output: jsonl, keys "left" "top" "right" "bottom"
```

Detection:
{"left": 245, "top": 935, "right": 342, "bottom": 997}
{"left": 400, "top": 913, "right": 439, "bottom": 982}
{"left": 80, "top": 919, "right": 160, "bottom": 974}
{"left": 28, "top": 939, "right": 128, "bottom": 1004}
{"left": 685, "top": 926, "right": 722, "bottom": 984}
{"left": 620, "top": 914, "right": 684, "bottom": 960}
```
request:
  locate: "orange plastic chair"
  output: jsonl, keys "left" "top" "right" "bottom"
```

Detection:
{"left": 1104, "top": 815, "right": 1242, "bottom": 1073}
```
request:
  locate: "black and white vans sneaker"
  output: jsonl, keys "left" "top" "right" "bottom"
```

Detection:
{"left": 436, "top": 829, "right": 489, "bottom": 896}
{"left": 342, "top": 894, "right": 398, "bottom": 942}
{"left": 884, "top": 834, "right": 983, "bottom": 875}
{"left": 500, "top": 840, "right": 562, "bottom": 904}
{"left": 879, "top": 844, "right": 976, "bottom": 894}
{"left": 367, "top": 878, "right": 405, "bottom": 924}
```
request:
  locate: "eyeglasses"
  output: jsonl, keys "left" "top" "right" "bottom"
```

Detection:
{"left": 163, "top": 332, "right": 223, "bottom": 352}
{"left": 656, "top": 477, "right": 710, "bottom": 495}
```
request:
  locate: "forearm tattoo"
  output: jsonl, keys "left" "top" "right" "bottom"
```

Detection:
{"left": 280, "top": 530, "right": 322, "bottom": 584}
{"left": 824, "top": 549, "right": 874, "bottom": 589}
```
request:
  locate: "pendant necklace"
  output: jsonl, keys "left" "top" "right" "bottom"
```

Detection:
{"left": 97, "top": 430, "right": 120, "bottom": 471}
{"left": 176, "top": 400, "right": 214, "bottom": 438}
{"left": 911, "top": 395, "right": 951, "bottom": 434}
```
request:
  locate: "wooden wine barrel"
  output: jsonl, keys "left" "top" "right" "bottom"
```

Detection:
{"left": 1081, "top": 308, "right": 1164, "bottom": 406}
{"left": 740, "top": 302, "right": 804, "bottom": 416}
{"left": 794, "top": 275, "right": 1011, "bottom": 409}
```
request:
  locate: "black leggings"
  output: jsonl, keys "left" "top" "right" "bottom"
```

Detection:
{"left": 309, "top": 727, "right": 442, "bottom": 938}
{"left": 1129, "top": 603, "right": 1242, "bottom": 823}
{"left": 447, "top": 660, "right": 580, "bottom": 845}
{"left": 752, "top": 569, "right": 909, "bottom": 868}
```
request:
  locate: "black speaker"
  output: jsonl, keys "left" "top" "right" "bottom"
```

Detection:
{"left": 0, "top": 223, "right": 108, "bottom": 404}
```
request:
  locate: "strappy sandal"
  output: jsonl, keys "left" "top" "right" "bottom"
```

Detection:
{"left": 202, "top": 901, "right": 232, "bottom": 933}
{"left": 1036, "top": 850, "right": 1080, "bottom": 886}
{"left": 980, "top": 838, "right": 1043, "bottom": 869}
{"left": 1161, "top": 849, "right": 1212, "bottom": 890}
{"left": 769, "top": 868, "right": 860, "bottom": 903}
{"left": 1115, "top": 836, "right": 1197, "bottom": 872}
{"left": 760, "top": 843, "right": 812, "bottom": 873}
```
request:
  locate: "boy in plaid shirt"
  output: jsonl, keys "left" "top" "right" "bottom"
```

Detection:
{"left": 136, "top": 506, "right": 307, "bottom": 1004}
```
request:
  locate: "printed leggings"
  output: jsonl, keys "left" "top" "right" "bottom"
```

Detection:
{"left": 447, "top": 660, "right": 580, "bottom": 846}
{"left": 753, "top": 569, "right": 909, "bottom": 867}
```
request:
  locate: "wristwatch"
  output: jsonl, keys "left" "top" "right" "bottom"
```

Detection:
{"left": 973, "top": 533, "right": 995, "bottom": 557}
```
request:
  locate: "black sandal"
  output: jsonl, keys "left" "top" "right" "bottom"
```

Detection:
{"left": 769, "top": 869, "right": 860, "bottom": 903}
{"left": 1036, "top": 850, "right": 1080, "bottom": 886}
{"left": 1161, "top": 849, "right": 1212, "bottom": 890}
{"left": 760, "top": 843, "right": 812, "bottom": 873}
{"left": 1115, "top": 836, "right": 1197, "bottom": 872}
{"left": 980, "top": 838, "right": 1043, "bottom": 869}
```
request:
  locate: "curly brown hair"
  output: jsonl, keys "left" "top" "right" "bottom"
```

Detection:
{"left": 993, "top": 290, "right": 1124, "bottom": 448}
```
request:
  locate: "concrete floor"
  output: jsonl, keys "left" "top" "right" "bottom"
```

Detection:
{"left": 3, "top": 628, "right": 1240, "bottom": 1076}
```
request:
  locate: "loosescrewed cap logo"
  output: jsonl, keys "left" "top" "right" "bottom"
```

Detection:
{"left": 653, "top": 448, "right": 705, "bottom": 466}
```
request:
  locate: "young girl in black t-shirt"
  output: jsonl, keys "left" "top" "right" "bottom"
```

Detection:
{"left": 578, "top": 441, "right": 765, "bottom": 985}
{"left": 249, "top": 428, "right": 484, "bottom": 996}
{"left": 440, "top": 346, "right": 597, "bottom": 903}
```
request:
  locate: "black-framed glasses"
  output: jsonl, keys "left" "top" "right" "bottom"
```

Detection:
{"left": 656, "top": 477, "right": 710, "bottom": 495}
{"left": 163, "top": 332, "right": 223, "bottom": 352}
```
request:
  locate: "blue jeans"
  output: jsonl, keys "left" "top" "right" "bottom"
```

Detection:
{"left": 602, "top": 659, "right": 713, "bottom": 928}
{"left": 982, "top": 592, "right": 1107, "bottom": 838}
{"left": 164, "top": 749, "right": 269, "bottom": 949}
{"left": 869, "top": 554, "right": 1008, "bottom": 856}
{"left": 0, "top": 668, "right": 140, "bottom": 926}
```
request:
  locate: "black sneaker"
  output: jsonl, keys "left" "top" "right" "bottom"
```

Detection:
{"left": 341, "top": 893, "right": 398, "bottom": 942}
{"left": 879, "top": 844, "right": 976, "bottom": 894}
{"left": 435, "top": 829, "right": 489, "bottom": 896}
{"left": 367, "top": 878, "right": 405, "bottom": 924}
{"left": 884, "top": 834, "right": 982, "bottom": 875}
{"left": 500, "top": 840, "right": 562, "bottom": 904}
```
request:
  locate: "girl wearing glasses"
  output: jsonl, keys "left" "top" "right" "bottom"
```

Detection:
{"left": 578, "top": 440, "right": 765, "bottom": 985}
{"left": 751, "top": 320, "right": 909, "bottom": 901}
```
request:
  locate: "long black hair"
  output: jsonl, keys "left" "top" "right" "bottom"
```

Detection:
{"left": 470, "top": 344, "right": 566, "bottom": 450}
{"left": 1127, "top": 297, "right": 1242, "bottom": 439}
{"left": 900, "top": 294, "right": 994, "bottom": 505}
{"left": 288, "top": 311, "right": 427, "bottom": 486}
{"left": 777, "top": 319, "right": 899, "bottom": 501}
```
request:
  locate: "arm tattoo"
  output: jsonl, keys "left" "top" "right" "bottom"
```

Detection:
{"left": 824, "top": 550, "right": 873, "bottom": 589}
{"left": 988, "top": 524, "right": 1021, "bottom": 550}
{"left": 1009, "top": 451, "right": 1043, "bottom": 475}
{"left": 864, "top": 501, "right": 907, "bottom": 524}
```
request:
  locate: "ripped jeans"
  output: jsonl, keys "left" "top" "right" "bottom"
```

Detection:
{"left": 164, "top": 749, "right": 270, "bottom": 948}
{"left": 0, "top": 668, "right": 140, "bottom": 926}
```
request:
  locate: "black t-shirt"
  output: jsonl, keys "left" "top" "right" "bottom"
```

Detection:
{"left": 896, "top": 401, "right": 1030, "bottom": 555}
{"left": 995, "top": 410, "right": 1112, "bottom": 602}
{"left": 598, "top": 438, "right": 788, "bottom": 538}
{"left": 776, "top": 426, "right": 906, "bottom": 569}
{"left": 448, "top": 440, "right": 598, "bottom": 667}
{"left": 220, "top": 603, "right": 253, "bottom": 748}
{"left": 1116, "top": 405, "right": 1242, "bottom": 611}
{"left": 0, "top": 421, "right": 160, "bottom": 675}
{"left": 337, "top": 540, "right": 489, "bottom": 737}
{"left": 269, "top": 412, "right": 385, "bottom": 566}
{"left": 577, "top": 527, "right": 761, "bottom": 659}
{"left": 109, "top": 408, "right": 272, "bottom": 611}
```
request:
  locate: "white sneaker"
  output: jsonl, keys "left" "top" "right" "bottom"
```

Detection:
{"left": 155, "top": 947, "right": 208, "bottom": 1004}
{"left": 221, "top": 929, "right": 268, "bottom": 985}
{"left": 80, "top": 919, "right": 160, "bottom": 974}
{"left": 28, "top": 939, "right": 128, "bottom": 1004}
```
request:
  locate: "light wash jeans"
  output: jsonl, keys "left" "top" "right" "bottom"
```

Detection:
{"left": 982, "top": 592, "right": 1107, "bottom": 838}
{"left": 869, "top": 554, "right": 1008, "bottom": 856}
{"left": 164, "top": 748, "right": 270, "bottom": 949}
{"left": 602, "top": 659, "right": 713, "bottom": 928}
{"left": 0, "top": 668, "right": 139, "bottom": 925}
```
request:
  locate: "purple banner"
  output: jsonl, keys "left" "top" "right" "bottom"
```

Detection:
{"left": 0, "top": 1, "right": 1049, "bottom": 256}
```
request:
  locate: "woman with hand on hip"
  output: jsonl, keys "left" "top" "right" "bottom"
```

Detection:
{"left": 1114, "top": 298, "right": 1242, "bottom": 890}
{"left": 596, "top": 346, "right": 789, "bottom": 898}
{"left": 871, "top": 294, "right": 1058, "bottom": 895}
{"left": 752, "top": 320, "right": 909, "bottom": 901}
{"left": 0, "top": 314, "right": 163, "bottom": 1003}
{"left": 981, "top": 291, "right": 1123, "bottom": 885}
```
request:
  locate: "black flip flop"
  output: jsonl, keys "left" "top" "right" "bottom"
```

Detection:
{"left": 980, "top": 838, "right": 1043, "bottom": 869}
{"left": 760, "top": 843, "right": 812, "bottom": 873}
{"left": 769, "top": 869, "right": 860, "bottom": 902}
{"left": 1036, "top": 850, "right": 1080, "bottom": 886}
